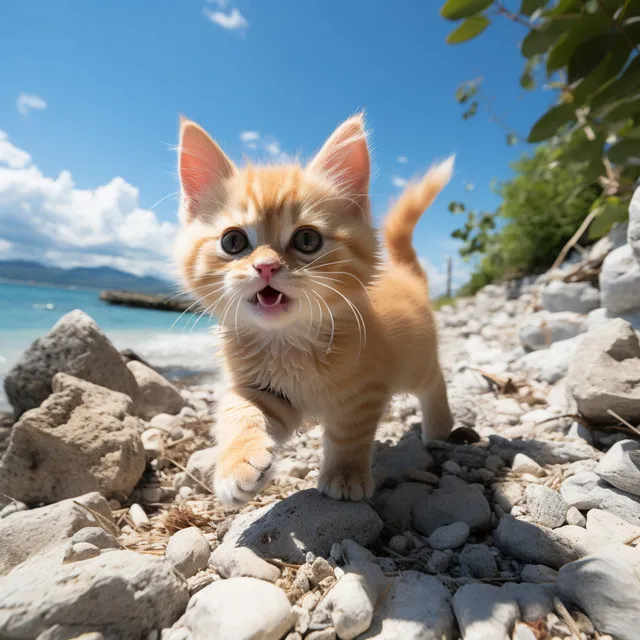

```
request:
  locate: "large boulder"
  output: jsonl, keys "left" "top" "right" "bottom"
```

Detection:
{"left": 518, "top": 311, "right": 587, "bottom": 351}
{"left": 556, "top": 550, "right": 640, "bottom": 640}
{"left": 0, "top": 549, "right": 189, "bottom": 639}
{"left": 541, "top": 281, "right": 600, "bottom": 314}
{"left": 212, "top": 489, "right": 382, "bottom": 566}
{"left": 513, "top": 335, "right": 580, "bottom": 384}
{"left": 0, "top": 492, "right": 112, "bottom": 575}
{"left": 629, "top": 186, "right": 640, "bottom": 264}
{"left": 0, "top": 374, "right": 145, "bottom": 506}
{"left": 567, "top": 319, "right": 640, "bottom": 424}
{"left": 600, "top": 244, "right": 640, "bottom": 314}
{"left": 127, "top": 360, "right": 187, "bottom": 420}
{"left": 3, "top": 310, "right": 138, "bottom": 418}
{"left": 168, "top": 577, "right": 293, "bottom": 640}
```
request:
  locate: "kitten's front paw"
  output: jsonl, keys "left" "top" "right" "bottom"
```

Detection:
{"left": 214, "top": 439, "right": 275, "bottom": 506}
{"left": 317, "top": 468, "right": 374, "bottom": 502}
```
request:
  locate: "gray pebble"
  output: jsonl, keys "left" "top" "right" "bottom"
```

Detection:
{"left": 428, "top": 522, "right": 470, "bottom": 550}
{"left": 565, "top": 506, "right": 586, "bottom": 527}
{"left": 459, "top": 544, "right": 499, "bottom": 578}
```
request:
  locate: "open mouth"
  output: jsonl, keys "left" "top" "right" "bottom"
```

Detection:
{"left": 251, "top": 285, "right": 289, "bottom": 312}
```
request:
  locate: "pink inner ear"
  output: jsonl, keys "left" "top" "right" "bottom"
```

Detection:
{"left": 308, "top": 116, "right": 370, "bottom": 205}
{"left": 179, "top": 121, "right": 236, "bottom": 219}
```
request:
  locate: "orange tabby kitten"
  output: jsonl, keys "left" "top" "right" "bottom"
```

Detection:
{"left": 175, "top": 115, "right": 454, "bottom": 504}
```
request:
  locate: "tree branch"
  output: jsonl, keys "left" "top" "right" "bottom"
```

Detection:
{"left": 594, "top": 0, "right": 640, "bottom": 56}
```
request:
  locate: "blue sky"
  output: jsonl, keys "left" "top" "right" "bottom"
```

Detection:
{"left": 0, "top": 0, "right": 554, "bottom": 294}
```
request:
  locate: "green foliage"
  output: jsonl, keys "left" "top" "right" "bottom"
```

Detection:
{"left": 441, "top": 0, "right": 640, "bottom": 294}
{"left": 454, "top": 144, "right": 601, "bottom": 295}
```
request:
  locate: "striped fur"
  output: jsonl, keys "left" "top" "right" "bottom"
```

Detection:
{"left": 175, "top": 115, "right": 454, "bottom": 504}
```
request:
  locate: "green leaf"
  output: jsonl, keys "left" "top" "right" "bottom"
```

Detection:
{"left": 548, "top": 0, "right": 581, "bottom": 14}
{"left": 521, "top": 20, "right": 572, "bottom": 58}
{"left": 449, "top": 201, "right": 467, "bottom": 214}
{"left": 568, "top": 34, "right": 622, "bottom": 84}
{"left": 591, "top": 62, "right": 640, "bottom": 111}
{"left": 447, "top": 16, "right": 490, "bottom": 44}
{"left": 621, "top": 125, "right": 640, "bottom": 139}
{"left": 520, "top": 0, "right": 548, "bottom": 16}
{"left": 463, "top": 100, "right": 479, "bottom": 119}
{"left": 607, "top": 138, "right": 640, "bottom": 165}
{"left": 506, "top": 132, "right": 519, "bottom": 146}
{"left": 601, "top": 97, "right": 640, "bottom": 124}
{"left": 570, "top": 45, "right": 631, "bottom": 106}
{"left": 441, "top": 0, "right": 492, "bottom": 21}
{"left": 527, "top": 104, "right": 576, "bottom": 142}
{"left": 520, "top": 70, "right": 535, "bottom": 90}
{"left": 588, "top": 198, "right": 629, "bottom": 240}
{"left": 546, "top": 15, "right": 609, "bottom": 74}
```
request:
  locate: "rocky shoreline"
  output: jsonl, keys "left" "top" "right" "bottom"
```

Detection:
{"left": 0, "top": 194, "right": 639, "bottom": 639}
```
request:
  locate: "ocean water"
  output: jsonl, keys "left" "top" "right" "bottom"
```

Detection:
{"left": 0, "top": 281, "right": 219, "bottom": 413}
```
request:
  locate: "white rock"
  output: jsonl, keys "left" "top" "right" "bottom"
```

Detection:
{"left": 453, "top": 584, "right": 519, "bottom": 640}
{"left": 3, "top": 310, "right": 138, "bottom": 418}
{"left": 524, "top": 484, "right": 568, "bottom": 529}
{"left": 519, "top": 311, "right": 587, "bottom": 351}
{"left": 586, "top": 509, "right": 640, "bottom": 545}
{"left": 213, "top": 489, "right": 382, "bottom": 564}
{"left": 63, "top": 541, "right": 101, "bottom": 563}
{"left": 70, "top": 526, "right": 119, "bottom": 550}
{"left": 493, "top": 516, "right": 581, "bottom": 568}
{"left": 129, "top": 504, "right": 150, "bottom": 529}
{"left": 520, "top": 564, "right": 559, "bottom": 583}
{"left": 600, "top": 244, "right": 640, "bottom": 314}
{"left": 171, "top": 577, "right": 293, "bottom": 640}
{"left": 565, "top": 507, "right": 586, "bottom": 527}
{"left": 459, "top": 544, "right": 499, "bottom": 578}
{"left": 0, "top": 549, "right": 189, "bottom": 639}
{"left": 0, "top": 492, "right": 112, "bottom": 576}
{"left": 541, "top": 280, "right": 600, "bottom": 314}
{"left": 513, "top": 623, "right": 538, "bottom": 640}
{"left": 127, "top": 361, "right": 187, "bottom": 420}
{"left": 568, "top": 319, "right": 640, "bottom": 424}
{"left": 514, "top": 336, "right": 580, "bottom": 384}
{"left": 561, "top": 471, "right": 640, "bottom": 526}
{"left": 141, "top": 428, "right": 164, "bottom": 460}
{"left": 165, "top": 527, "right": 211, "bottom": 578}
{"left": 428, "top": 522, "right": 470, "bottom": 550}
{"left": 359, "top": 571, "right": 454, "bottom": 639}
{"left": 512, "top": 453, "right": 545, "bottom": 477}
{"left": 412, "top": 480, "right": 491, "bottom": 535}
{"left": 320, "top": 561, "right": 386, "bottom": 640}
{"left": 500, "top": 582, "right": 555, "bottom": 623}
{"left": 557, "top": 549, "right": 640, "bottom": 640}
{"left": 0, "top": 374, "right": 145, "bottom": 506}
{"left": 596, "top": 439, "right": 640, "bottom": 496}
{"left": 494, "top": 483, "right": 523, "bottom": 512}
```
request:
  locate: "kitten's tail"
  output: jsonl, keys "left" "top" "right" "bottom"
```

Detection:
{"left": 383, "top": 156, "right": 454, "bottom": 282}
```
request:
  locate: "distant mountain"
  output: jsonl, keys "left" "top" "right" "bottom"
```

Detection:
{"left": 0, "top": 260, "right": 174, "bottom": 294}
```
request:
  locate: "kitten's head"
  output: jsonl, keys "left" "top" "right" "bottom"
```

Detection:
{"left": 175, "top": 115, "right": 379, "bottom": 335}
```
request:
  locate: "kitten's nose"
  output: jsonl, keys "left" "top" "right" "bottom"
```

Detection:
{"left": 254, "top": 260, "right": 281, "bottom": 282}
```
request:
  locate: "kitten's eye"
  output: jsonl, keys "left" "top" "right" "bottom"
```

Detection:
{"left": 291, "top": 227, "right": 322, "bottom": 254}
{"left": 221, "top": 229, "right": 249, "bottom": 255}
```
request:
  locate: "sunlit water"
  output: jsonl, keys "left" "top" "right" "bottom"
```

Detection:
{"left": 0, "top": 281, "right": 219, "bottom": 413}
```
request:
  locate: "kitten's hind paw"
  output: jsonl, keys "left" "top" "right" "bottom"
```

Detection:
{"left": 317, "top": 469, "right": 374, "bottom": 502}
{"left": 214, "top": 439, "right": 275, "bottom": 506}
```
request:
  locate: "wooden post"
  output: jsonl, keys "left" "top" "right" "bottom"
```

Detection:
{"left": 446, "top": 256, "right": 452, "bottom": 298}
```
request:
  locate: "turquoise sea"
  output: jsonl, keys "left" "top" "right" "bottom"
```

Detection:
{"left": 0, "top": 281, "right": 219, "bottom": 413}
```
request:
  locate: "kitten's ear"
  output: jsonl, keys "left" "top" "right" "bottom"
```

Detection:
{"left": 307, "top": 114, "right": 370, "bottom": 214}
{"left": 178, "top": 118, "right": 237, "bottom": 223}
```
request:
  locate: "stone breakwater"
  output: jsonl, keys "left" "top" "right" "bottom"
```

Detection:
{"left": 0, "top": 195, "right": 639, "bottom": 639}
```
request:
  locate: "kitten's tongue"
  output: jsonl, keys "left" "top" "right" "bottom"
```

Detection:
{"left": 256, "top": 286, "right": 284, "bottom": 308}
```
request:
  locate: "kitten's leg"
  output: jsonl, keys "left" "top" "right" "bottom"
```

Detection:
{"left": 214, "top": 387, "right": 300, "bottom": 505}
{"left": 318, "top": 391, "right": 387, "bottom": 501}
{"left": 419, "top": 367, "right": 454, "bottom": 443}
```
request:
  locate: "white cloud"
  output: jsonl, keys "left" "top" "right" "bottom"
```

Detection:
{"left": 0, "top": 130, "right": 177, "bottom": 278}
{"left": 391, "top": 176, "right": 408, "bottom": 188}
{"left": 17, "top": 93, "right": 47, "bottom": 116}
{"left": 0, "top": 238, "right": 11, "bottom": 252}
{"left": 240, "top": 131, "right": 260, "bottom": 142}
{"left": 239, "top": 131, "right": 292, "bottom": 163}
{"left": 419, "top": 256, "right": 472, "bottom": 297}
{"left": 0, "top": 132, "right": 32, "bottom": 169}
{"left": 203, "top": 7, "right": 248, "bottom": 30}
{"left": 396, "top": 155, "right": 408, "bottom": 164}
